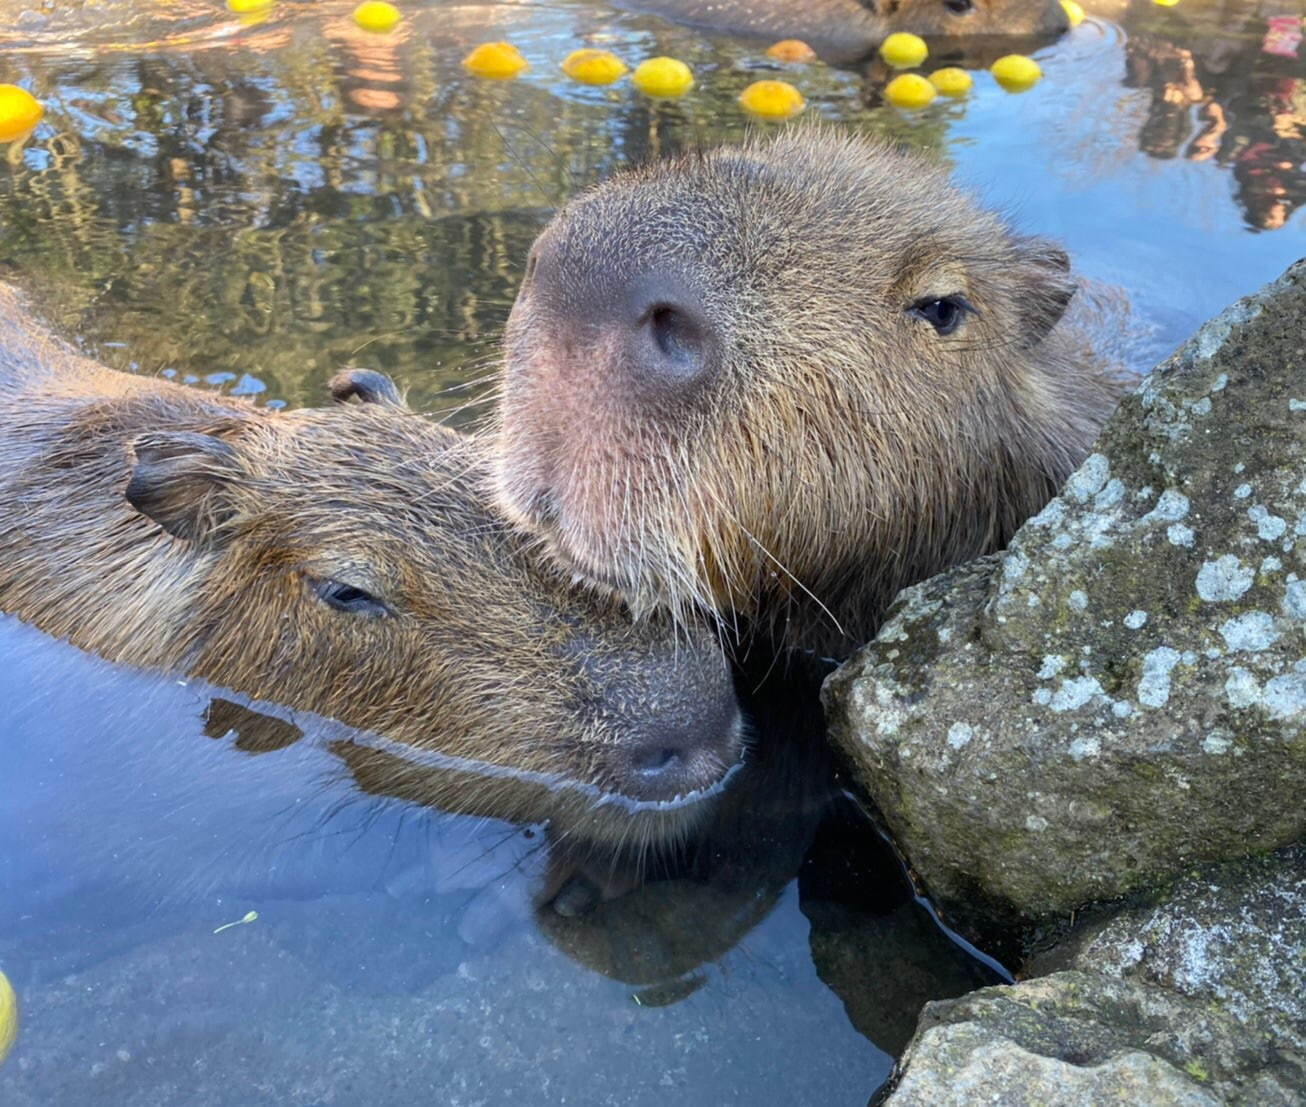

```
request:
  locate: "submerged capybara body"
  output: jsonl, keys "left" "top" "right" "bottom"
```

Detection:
{"left": 494, "top": 132, "right": 1125, "bottom": 658}
{"left": 621, "top": 0, "right": 1069, "bottom": 64}
{"left": 0, "top": 286, "right": 742, "bottom": 841}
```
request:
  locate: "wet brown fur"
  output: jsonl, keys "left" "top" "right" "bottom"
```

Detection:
{"left": 495, "top": 131, "right": 1126, "bottom": 658}
{"left": 0, "top": 286, "right": 740, "bottom": 843}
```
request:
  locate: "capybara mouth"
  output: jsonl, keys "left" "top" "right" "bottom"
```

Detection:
{"left": 494, "top": 453, "right": 657, "bottom": 606}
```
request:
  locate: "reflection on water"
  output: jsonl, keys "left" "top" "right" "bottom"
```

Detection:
{"left": 1121, "top": 0, "right": 1304, "bottom": 230}
{"left": 2, "top": 0, "right": 1295, "bottom": 416}
{"left": 0, "top": 617, "right": 990, "bottom": 1104}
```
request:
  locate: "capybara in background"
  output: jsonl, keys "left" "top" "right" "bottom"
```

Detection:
{"left": 0, "top": 285, "right": 742, "bottom": 844}
{"left": 494, "top": 132, "right": 1125, "bottom": 658}
{"left": 621, "top": 0, "right": 1070, "bottom": 64}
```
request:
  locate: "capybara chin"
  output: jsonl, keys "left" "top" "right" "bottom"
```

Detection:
{"left": 0, "top": 286, "right": 743, "bottom": 843}
{"left": 494, "top": 131, "right": 1125, "bottom": 659}
{"left": 621, "top": 0, "right": 1069, "bottom": 65}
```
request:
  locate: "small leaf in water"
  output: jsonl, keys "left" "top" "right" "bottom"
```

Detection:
{"left": 213, "top": 910, "right": 259, "bottom": 935}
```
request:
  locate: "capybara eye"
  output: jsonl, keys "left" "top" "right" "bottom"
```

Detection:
{"left": 944, "top": 0, "right": 975, "bottom": 12}
{"left": 909, "top": 295, "right": 974, "bottom": 336}
{"left": 308, "top": 576, "right": 389, "bottom": 617}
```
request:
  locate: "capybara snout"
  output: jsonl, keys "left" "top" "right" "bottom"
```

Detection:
{"left": 894, "top": 0, "right": 1069, "bottom": 41}
{"left": 496, "top": 132, "right": 1124, "bottom": 657}
{"left": 0, "top": 299, "right": 743, "bottom": 840}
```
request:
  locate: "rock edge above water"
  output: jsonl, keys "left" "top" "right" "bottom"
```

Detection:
{"left": 825, "top": 258, "right": 1306, "bottom": 946}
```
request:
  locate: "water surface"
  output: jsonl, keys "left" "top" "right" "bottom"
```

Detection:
{"left": 0, "top": 0, "right": 1303, "bottom": 1102}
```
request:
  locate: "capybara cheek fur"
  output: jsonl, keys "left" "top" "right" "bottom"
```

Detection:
{"left": 494, "top": 131, "right": 1126, "bottom": 658}
{"left": 0, "top": 286, "right": 742, "bottom": 842}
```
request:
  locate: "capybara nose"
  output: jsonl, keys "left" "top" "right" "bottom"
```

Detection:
{"left": 617, "top": 718, "right": 741, "bottom": 804}
{"left": 620, "top": 276, "right": 716, "bottom": 395}
{"left": 611, "top": 680, "right": 744, "bottom": 805}
{"left": 578, "top": 628, "right": 743, "bottom": 805}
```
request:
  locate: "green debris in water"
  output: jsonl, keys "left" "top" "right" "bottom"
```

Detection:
{"left": 213, "top": 910, "right": 259, "bottom": 935}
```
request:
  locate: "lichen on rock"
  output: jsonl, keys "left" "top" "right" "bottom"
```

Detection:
{"left": 884, "top": 849, "right": 1306, "bottom": 1106}
{"left": 824, "top": 260, "right": 1306, "bottom": 945}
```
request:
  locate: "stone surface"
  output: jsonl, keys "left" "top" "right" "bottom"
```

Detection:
{"left": 1031, "top": 846, "right": 1306, "bottom": 1047}
{"left": 885, "top": 848, "right": 1306, "bottom": 1106}
{"left": 883, "top": 969, "right": 1303, "bottom": 1107}
{"left": 825, "top": 260, "right": 1306, "bottom": 941}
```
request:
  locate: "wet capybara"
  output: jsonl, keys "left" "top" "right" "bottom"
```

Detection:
{"left": 0, "top": 285, "right": 743, "bottom": 844}
{"left": 494, "top": 132, "right": 1126, "bottom": 658}
{"left": 621, "top": 0, "right": 1070, "bottom": 64}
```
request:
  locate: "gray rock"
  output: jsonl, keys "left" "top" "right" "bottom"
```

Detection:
{"left": 1031, "top": 847, "right": 1306, "bottom": 1048}
{"left": 825, "top": 260, "right": 1306, "bottom": 942}
{"left": 885, "top": 849, "right": 1306, "bottom": 1106}
{"left": 883, "top": 969, "right": 1303, "bottom": 1107}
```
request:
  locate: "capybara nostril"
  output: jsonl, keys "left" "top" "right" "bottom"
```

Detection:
{"left": 564, "top": 617, "right": 744, "bottom": 805}
{"left": 602, "top": 653, "right": 744, "bottom": 804}
{"left": 631, "top": 744, "right": 682, "bottom": 776}
{"left": 617, "top": 719, "right": 738, "bottom": 804}
{"left": 636, "top": 302, "right": 711, "bottom": 387}
{"left": 620, "top": 276, "right": 716, "bottom": 395}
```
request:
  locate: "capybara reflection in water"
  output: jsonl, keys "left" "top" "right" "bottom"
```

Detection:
{"left": 495, "top": 132, "right": 1125, "bottom": 658}
{"left": 0, "top": 285, "right": 743, "bottom": 845}
{"left": 621, "top": 0, "right": 1069, "bottom": 64}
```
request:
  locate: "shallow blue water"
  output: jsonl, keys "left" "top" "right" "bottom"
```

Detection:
{"left": 0, "top": 613, "right": 993, "bottom": 1104}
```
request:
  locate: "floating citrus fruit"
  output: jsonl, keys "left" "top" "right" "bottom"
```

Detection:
{"left": 990, "top": 54, "right": 1042, "bottom": 92}
{"left": 631, "top": 57, "right": 694, "bottom": 99}
{"left": 766, "top": 39, "right": 817, "bottom": 63}
{"left": 0, "top": 85, "right": 43, "bottom": 144}
{"left": 1153, "top": 0, "right": 1180, "bottom": 6}
{"left": 738, "top": 79, "right": 806, "bottom": 119}
{"left": 880, "top": 32, "right": 928, "bottom": 69}
{"left": 561, "top": 48, "right": 628, "bottom": 84}
{"left": 352, "top": 1, "right": 401, "bottom": 32}
{"left": 1060, "top": 0, "right": 1085, "bottom": 25}
{"left": 462, "top": 42, "right": 528, "bottom": 79}
{"left": 929, "top": 67, "right": 972, "bottom": 97}
{"left": 226, "top": 0, "right": 274, "bottom": 13}
{"left": 884, "top": 72, "right": 936, "bottom": 109}
{"left": 0, "top": 970, "right": 17, "bottom": 1065}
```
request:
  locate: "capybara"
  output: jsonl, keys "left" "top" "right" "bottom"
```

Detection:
{"left": 0, "top": 285, "right": 743, "bottom": 845}
{"left": 494, "top": 132, "right": 1125, "bottom": 658}
{"left": 620, "top": 0, "right": 1069, "bottom": 64}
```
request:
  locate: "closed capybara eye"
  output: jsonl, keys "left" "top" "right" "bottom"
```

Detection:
{"left": 494, "top": 131, "right": 1125, "bottom": 659}
{"left": 306, "top": 575, "right": 390, "bottom": 617}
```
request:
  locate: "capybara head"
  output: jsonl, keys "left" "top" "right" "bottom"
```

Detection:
{"left": 494, "top": 131, "right": 1123, "bottom": 656}
{"left": 0, "top": 328, "right": 743, "bottom": 843}
{"left": 877, "top": 0, "right": 1070, "bottom": 41}
{"left": 629, "top": 0, "right": 1068, "bottom": 65}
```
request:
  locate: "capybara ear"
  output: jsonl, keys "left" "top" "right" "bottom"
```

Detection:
{"left": 1012, "top": 237, "right": 1077, "bottom": 348}
{"left": 125, "top": 430, "right": 241, "bottom": 542}
{"left": 329, "top": 368, "right": 406, "bottom": 409}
